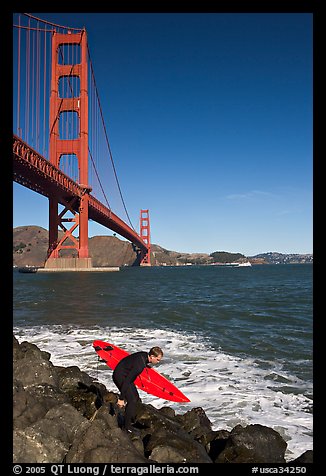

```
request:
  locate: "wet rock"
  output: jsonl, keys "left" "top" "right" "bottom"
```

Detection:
{"left": 215, "top": 424, "right": 287, "bottom": 463}
{"left": 14, "top": 351, "right": 58, "bottom": 388}
{"left": 13, "top": 427, "right": 68, "bottom": 463}
{"left": 56, "top": 365, "right": 94, "bottom": 392}
{"left": 65, "top": 407, "right": 148, "bottom": 463}
{"left": 146, "top": 426, "right": 212, "bottom": 463}
{"left": 176, "top": 406, "right": 212, "bottom": 438}
{"left": 13, "top": 380, "right": 68, "bottom": 430}
{"left": 205, "top": 429, "right": 231, "bottom": 461}
{"left": 136, "top": 403, "right": 212, "bottom": 463}
{"left": 291, "top": 450, "right": 313, "bottom": 463}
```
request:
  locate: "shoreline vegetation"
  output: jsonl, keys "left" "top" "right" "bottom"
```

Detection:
{"left": 13, "top": 226, "right": 313, "bottom": 268}
{"left": 13, "top": 336, "right": 313, "bottom": 464}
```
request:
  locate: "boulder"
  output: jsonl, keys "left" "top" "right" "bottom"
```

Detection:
{"left": 215, "top": 424, "right": 287, "bottom": 463}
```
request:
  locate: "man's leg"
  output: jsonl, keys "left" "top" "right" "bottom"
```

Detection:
{"left": 124, "top": 383, "right": 140, "bottom": 430}
{"left": 112, "top": 372, "right": 126, "bottom": 427}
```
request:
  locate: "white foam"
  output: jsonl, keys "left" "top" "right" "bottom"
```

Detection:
{"left": 13, "top": 325, "right": 312, "bottom": 461}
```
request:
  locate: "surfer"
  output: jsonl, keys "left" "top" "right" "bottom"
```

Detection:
{"left": 112, "top": 346, "right": 164, "bottom": 432}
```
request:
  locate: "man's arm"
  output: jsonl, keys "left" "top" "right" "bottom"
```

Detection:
{"left": 119, "top": 353, "right": 148, "bottom": 399}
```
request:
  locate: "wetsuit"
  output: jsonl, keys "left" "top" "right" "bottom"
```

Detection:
{"left": 112, "top": 351, "right": 149, "bottom": 430}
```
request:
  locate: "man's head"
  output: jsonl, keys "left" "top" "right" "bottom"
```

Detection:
{"left": 148, "top": 346, "right": 163, "bottom": 364}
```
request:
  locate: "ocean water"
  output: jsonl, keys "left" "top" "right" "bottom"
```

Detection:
{"left": 13, "top": 264, "right": 313, "bottom": 461}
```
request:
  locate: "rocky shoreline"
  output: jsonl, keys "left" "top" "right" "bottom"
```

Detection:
{"left": 13, "top": 336, "right": 313, "bottom": 464}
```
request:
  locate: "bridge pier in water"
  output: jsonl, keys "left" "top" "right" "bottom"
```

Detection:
{"left": 40, "top": 257, "right": 119, "bottom": 272}
{"left": 44, "top": 257, "right": 92, "bottom": 270}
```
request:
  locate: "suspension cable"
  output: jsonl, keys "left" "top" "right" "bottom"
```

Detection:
{"left": 88, "top": 147, "right": 112, "bottom": 210}
{"left": 87, "top": 45, "right": 136, "bottom": 232}
{"left": 23, "top": 13, "right": 83, "bottom": 32}
{"left": 15, "top": 13, "right": 136, "bottom": 232}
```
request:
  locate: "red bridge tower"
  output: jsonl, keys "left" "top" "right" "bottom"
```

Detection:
{"left": 140, "top": 209, "right": 151, "bottom": 266}
{"left": 46, "top": 29, "right": 91, "bottom": 269}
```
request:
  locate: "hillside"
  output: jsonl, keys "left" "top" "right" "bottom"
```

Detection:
{"left": 13, "top": 226, "right": 50, "bottom": 267}
{"left": 250, "top": 252, "right": 313, "bottom": 265}
{"left": 13, "top": 226, "right": 139, "bottom": 268}
{"left": 13, "top": 226, "right": 312, "bottom": 267}
{"left": 13, "top": 226, "right": 212, "bottom": 267}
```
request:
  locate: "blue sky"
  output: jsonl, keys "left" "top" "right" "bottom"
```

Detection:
{"left": 13, "top": 12, "right": 313, "bottom": 256}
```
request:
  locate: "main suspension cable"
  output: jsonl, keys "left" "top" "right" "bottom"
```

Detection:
{"left": 87, "top": 45, "right": 136, "bottom": 232}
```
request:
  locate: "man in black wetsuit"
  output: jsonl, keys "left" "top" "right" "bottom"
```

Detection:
{"left": 112, "top": 346, "right": 163, "bottom": 432}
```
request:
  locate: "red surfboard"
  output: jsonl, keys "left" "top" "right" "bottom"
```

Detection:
{"left": 93, "top": 340, "right": 190, "bottom": 403}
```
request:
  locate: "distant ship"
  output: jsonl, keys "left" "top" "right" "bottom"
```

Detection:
{"left": 18, "top": 266, "right": 38, "bottom": 273}
{"left": 212, "top": 261, "right": 252, "bottom": 267}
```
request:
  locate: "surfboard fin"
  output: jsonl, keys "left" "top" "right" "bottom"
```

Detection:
{"left": 94, "top": 345, "right": 114, "bottom": 352}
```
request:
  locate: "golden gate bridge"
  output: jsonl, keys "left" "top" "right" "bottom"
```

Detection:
{"left": 13, "top": 13, "right": 151, "bottom": 269}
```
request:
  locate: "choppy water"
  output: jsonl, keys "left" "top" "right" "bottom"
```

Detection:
{"left": 13, "top": 264, "right": 313, "bottom": 461}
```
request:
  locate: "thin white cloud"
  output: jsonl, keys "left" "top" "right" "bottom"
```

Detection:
{"left": 226, "top": 190, "right": 272, "bottom": 200}
{"left": 277, "top": 209, "right": 292, "bottom": 216}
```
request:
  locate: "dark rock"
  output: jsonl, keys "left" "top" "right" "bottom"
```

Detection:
{"left": 215, "top": 424, "right": 287, "bottom": 463}
{"left": 14, "top": 359, "right": 58, "bottom": 388}
{"left": 34, "top": 403, "right": 86, "bottom": 443}
{"left": 13, "top": 335, "right": 22, "bottom": 360}
{"left": 57, "top": 372, "right": 106, "bottom": 419}
{"left": 13, "top": 379, "right": 68, "bottom": 430}
{"left": 13, "top": 427, "right": 68, "bottom": 463}
{"left": 56, "top": 365, "right": 94, "bottom": 391}
{"left": 146, "top": 426, "right": 212, "bottom": 463}
{"left": 13, "top": 335, "right": 312, "bottom": 464}
{"left": 14, "top": 340, "right": 58, "bottom": 388}
{"left": 16, "top": 339, "right": 51, "bottom": 362}
{"left": 205, "top": 429, "right": 231, "bottom": 460}
{"left": 176, "top": 406, "right": 212, "bottom": 438}
{"left": 290, "top": 450, "right": 313, "bottom": 463}
{"left": 65, "top": 407, "right": 148, "bottom": 463}
{"left": 14, "top": 404, "right": 86, "bottom": 463}
{"left": 13, "top": 380, "right": 27, "bottom": 420}
{"left": 136, "top": 403, "right": 212, "bottom": 463}
{"left": 158, "top": 406, "right": 176, "bottom": 419}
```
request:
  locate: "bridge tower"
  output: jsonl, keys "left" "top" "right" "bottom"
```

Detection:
{"left": 140, "top": 209, "right": 151, "bottom": 266}
{"left": 46, "top": 29, "right": 92, "bottom": 269}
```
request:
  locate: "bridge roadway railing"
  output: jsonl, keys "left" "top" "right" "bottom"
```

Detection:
{"left": 13, "top": 134, "right": 148, "bottom": 254}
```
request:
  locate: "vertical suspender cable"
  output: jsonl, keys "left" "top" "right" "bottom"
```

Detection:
{"left": 36, "top": 21, "right": 40, "bottom": 152}
{"left": 25, "top": 19, "right": 30, "bottom": 143}
{"left": 43, "top": 27, "right": 47, "bottom": 157}
{"left": 15, "top": 14, "right": 138, "bottom": 236}
{"left": 17, "top": 15, "right": 21, "bottom": 137}
{"left": 31, "top": 29, "right": 35, "bottom": 147}
{"left": 87, "top": 49, "right": 135, "bottom": 231}
{"left": 89, "top": 67, "right": 93, "bottom": 188}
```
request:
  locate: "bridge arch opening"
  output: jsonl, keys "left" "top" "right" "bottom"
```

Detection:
{"left": 59, "top": 76, "right": 80, "bottom": 98}
{"left": 59, "top": 111, "right": 79, "bottom": 140}
{"left": 59, "top": 153, "right": 79, "bottom": 183}
{"left": 58, "top": 43, "right": 81, "bottom": 65}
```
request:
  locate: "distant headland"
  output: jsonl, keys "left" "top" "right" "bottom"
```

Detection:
{"left": 13, "top": 226, "right": 313, "bottom": 268}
